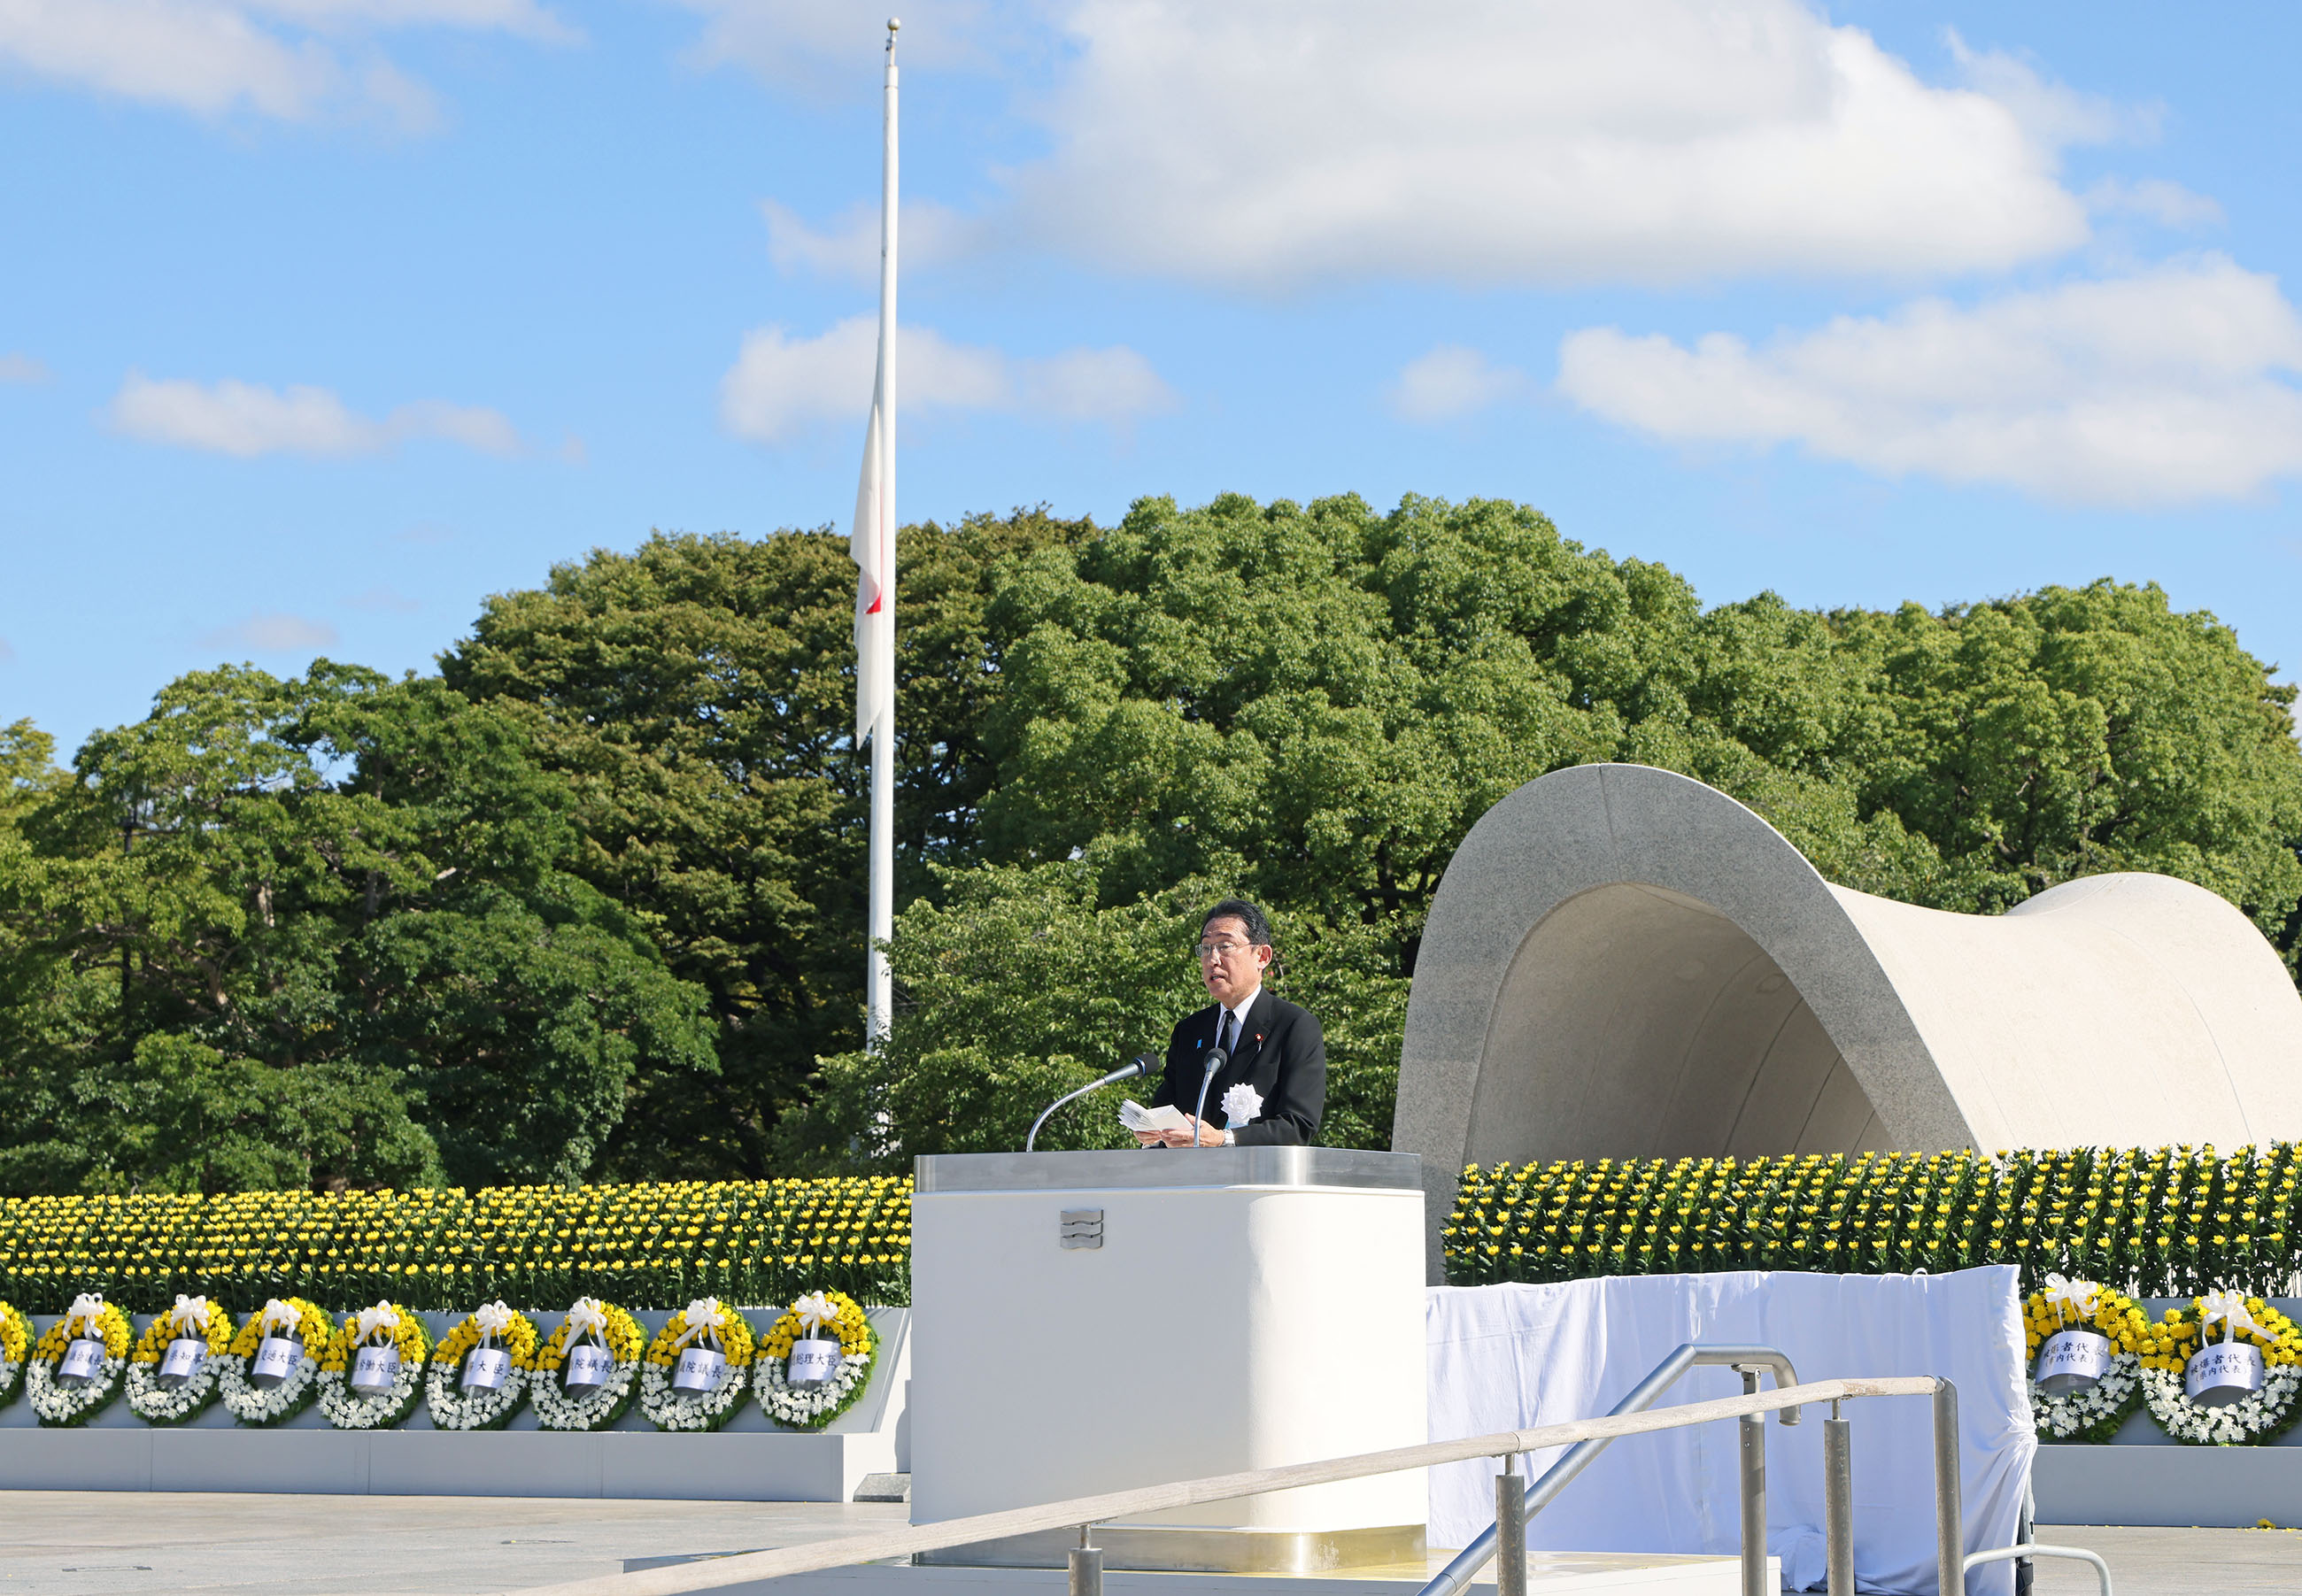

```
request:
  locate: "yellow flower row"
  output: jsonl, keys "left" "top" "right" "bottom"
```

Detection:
{"left": 1448, "top": 1145, "right": 2300, "bottom": 1296}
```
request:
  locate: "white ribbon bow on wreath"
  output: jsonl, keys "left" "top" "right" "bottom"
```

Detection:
{"left": 472, "top": 1301, "right": 516, "bottom": 1346}
{"left": 352, "top": 1302, "right": 401, "bottom": 1346}
{"left": 669, "top": 1299, "right": 724, "bottom": 1352}
{"left": 257, "top": 1299, "right": 303, "bottom": 1338}
{"left": 66, "top": 1291, "right": 106, "bottom": 1338}
{"left": 2042, "top": 1273, "right": 2101, "bottom": 1328}
{"left": 166, "top": 1295, "right": 210, "bottom": 1337}
{"left": 791, "top": 1292, "right": 838, "bottom": 1338}
{"left": 567, "top": 1298, "right": 609, "bottom": 1345}
{"left": 1220, "top": 1083, "right": 1263, "bottom": 1126}
{"left": 2201, "top": 1289, "right": 2260, "bottom": 1345}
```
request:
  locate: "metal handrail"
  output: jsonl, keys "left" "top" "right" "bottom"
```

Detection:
{"left": 1419, "top": 1343, "right": 1802, "bottom": 1596}
{"left": 1967, "top": 1544, "right": 2113, "bottom": 1596}
{"left": 499, "top": 1375, "right": 1943, "bottom": 1596}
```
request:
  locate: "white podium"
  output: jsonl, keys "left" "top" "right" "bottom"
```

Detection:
{"left": 910, "top": 1147, "right": 1426, "bottom": 1573}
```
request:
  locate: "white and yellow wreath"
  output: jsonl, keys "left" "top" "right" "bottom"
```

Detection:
{"left": 27, "top": 1291, "right": 133, "bottom": 1427}
{"left": 2140, "top": 1291, "right": 2302, "bottom": 1446}
{"left": 0, "top": 1299, "right": 29, "bottom": 1410}
{"left": 125, "top": 1295, "right": 236, "bottom": 1425}
{"left": 220, "top": 1297, "right": 334, "bottom": 1426}
{"left": 317, "top": 1300, "right": 431, "bottom": 1430}
{"left": 2021, "top": 1275, "right": 2144, "bottom": 1444}
{"left": 754, "top": 1290, "right": 877, "bottom": 1431}
{"left": 639, "top": 1298, "right": 755, "bottom": 1432}
{"left": 425, "top": 1301, "right": 537, "bottom": 1431}
{"left": 531, "top": 1297, "right": 645, "bottom": 1432}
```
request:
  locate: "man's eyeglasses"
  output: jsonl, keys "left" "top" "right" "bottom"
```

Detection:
{"left": 1194, "top": 940, "right": 1258, "bottom": 961}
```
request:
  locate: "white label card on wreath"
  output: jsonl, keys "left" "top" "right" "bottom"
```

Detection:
{"left": 349, "top": 1345, "right": 403, "bottom": 1398}
{"left": 672, "top": 1345, "right": 727, "bottom": 1393}
{"left": 2035, "top": 1329, "right": 2112, "bottom": 1394}
{"left": 787, "top": 1338, "right": 841, "bottom": 1386}
{"left": 251, "top": 1335, "right": 301, "bottom": 1388}
{"left": 158, "top": 1337, "right": 207, "bottom": 1385}
{"left": 57, "top": 1338, "right": 104, "bottom": 1384}
{"left": 565, "top": 1342, "right": 614, "bottom": 1390}
{"left": 2186, "top": 1340, "right": 2266, "bottom": 1407}
{"left": 462, "top": 1346, "right": 513, "bottom": 1392}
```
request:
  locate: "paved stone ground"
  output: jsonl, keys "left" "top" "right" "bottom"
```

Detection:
{"left": 4, "top": 1496, "right": 2299, "bottom": 1595}
{"left": 2027, "top": 1523, "right": 2302, "bottom": 1592}
{"left": 0, "top": 1492, "right": 904, "bottom": 1596}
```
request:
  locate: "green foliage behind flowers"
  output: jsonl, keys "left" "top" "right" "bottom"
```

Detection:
{"left": 0, "top": 1177, "right": 912, "bottom": 1314}
{"left": 1446, "top": 1145, "right": 2302, "bottom": 1297}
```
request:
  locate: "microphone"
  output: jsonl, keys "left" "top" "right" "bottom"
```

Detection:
{"left": 1190, "top": 1046, "right": 1228, "bottom": 1149}
{"left": 1024, "top": 1052, "right": 1159, "bottom": 1152}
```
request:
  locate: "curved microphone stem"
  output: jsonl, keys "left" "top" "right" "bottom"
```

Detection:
{"left": 1025, "top": 1081, "right": 1101, "bottom": 1153}
{"left": 1025, "top": 1055, "right": 1156, "bottom": 1152}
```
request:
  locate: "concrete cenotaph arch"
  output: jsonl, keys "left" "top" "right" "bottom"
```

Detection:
{"left": 1392, "top": 762, "right": 2302, "bottom": 1279}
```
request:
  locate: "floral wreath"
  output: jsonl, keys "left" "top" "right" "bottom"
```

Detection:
{"left": 2139, "top": 1291, "right": 2302, "bottom": 1446}
{"left": 125, "top": 1295, "right": 236, "bottom": 1426}
{"left": 639, "top": 1297, "right": 756, "bottom": 1432}
{"left": 2021, "top": 1275, "right": 2145, "bottom": 1444}
{"left": 0, "top": 1300, "right": 29, "bottom": 1410}
{"left": 755, "top": 1290, "right": 877, "bottom": 1431}
{"left": 531, "top": 1297, "right": 645, "bottom": 1432}
{"left": 317, "top": 1300, "right": 431, "bottom": 1430}
{"left": 27, "top": 1291, "right": 133, "bottom": 1428}
{"left": 220, "top": 1297, "right": 335, "bottom": 1426}
{"left": 425, "top": 1301, "right": 537, "bottom": 1431}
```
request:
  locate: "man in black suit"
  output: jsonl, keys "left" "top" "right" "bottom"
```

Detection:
{"left": 1136, "top": 898, "right": 1325, "bottom": 1147}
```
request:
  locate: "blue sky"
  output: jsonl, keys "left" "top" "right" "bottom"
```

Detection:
{"left": 4, "top": 1, "right": 2300, "bottom": 756}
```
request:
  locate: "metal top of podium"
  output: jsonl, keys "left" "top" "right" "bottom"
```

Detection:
{"left": 913, "top": 1146, "right": 1422, "bottom": 1193}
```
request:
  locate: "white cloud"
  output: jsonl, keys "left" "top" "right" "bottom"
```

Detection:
{"left": 0, "top": 352, "right": 49, "bottom": 382}
{"left": 0, "top": 0, "right": 574, "bottom": 127}
{"left": 1944, "top": 28, "right": 2156, "bottom": 148}
{"left": 668, "top": 0, "right": 997, "bottom": 91}
{"left": 1389, "top": 346, "right": 1529, "bottom": 423}
{"left": 109, "top": 373, "right": 528, "bottom": 458}
{"left": 1556, "top": 255, "right": 2302, "bottom": 506}
{"left": 720, "top": 315, "right": 1178, "bottom": 443}
{"left": 1005, "top": 0, "right": 2097, "bottom": 289}
{"left": 197, "top": 612, "right": 341, "bottom": 652}
{"left": 345, "top": 585, "right": 420, "bottom": 613}
{"left": 761, "top": 197, "right": 973, "bottom": 282}
{"left": 2087, "top": 177, "right": 2224, "bottom": 230}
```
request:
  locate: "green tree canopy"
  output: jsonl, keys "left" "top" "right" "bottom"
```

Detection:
{"left": 7, "top": 491, "right": 2299, "bottom": 1188}
{"left": 0, "top": 665, "right": 715, "bottom": 1192}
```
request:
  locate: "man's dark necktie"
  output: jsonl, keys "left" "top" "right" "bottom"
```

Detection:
{"left": 1217, "top": 1010, "right": 1235, "bottom": 1059}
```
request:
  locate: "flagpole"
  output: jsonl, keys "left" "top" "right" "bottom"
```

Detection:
{"left": 866, "top": 18, "right": 900, "bottom": 1049}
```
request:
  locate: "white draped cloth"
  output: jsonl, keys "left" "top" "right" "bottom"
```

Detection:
{"left": 1425, "top": 1267, "right": 2033, "bottom": 1595}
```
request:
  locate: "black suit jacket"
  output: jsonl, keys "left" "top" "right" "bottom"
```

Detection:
{"left": 1149, "top": 988, "right": 1325, "bottom": 1146}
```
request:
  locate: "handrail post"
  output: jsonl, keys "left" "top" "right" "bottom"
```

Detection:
{"left": 1737, "top": 1368, "right": 1767, "bottom": 1596}
{"left": 1495, "top": 1453, "right": 1526, "bottom": 1596}
{"left": 1933, "top": 1379, "right": 1962, "bottom": 1596}
{"left": 1823, "top": 1399, "right": 1854, "bottom": 1596}
{"left": 1068, "top": 1523, "right": 1101, "bottom": 1596}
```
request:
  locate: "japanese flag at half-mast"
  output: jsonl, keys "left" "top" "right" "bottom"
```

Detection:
{"left": 849, "top": 351, "right": 891, "bottom": 747}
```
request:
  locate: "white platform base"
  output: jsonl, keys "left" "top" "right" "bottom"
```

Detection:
{"left": 0, "top": 1425, "right": 897, "bottom": 1500}
{"left": 2033, "top": 1442, "right": 2302, "bottom": 1528}
{"left": 625, "top": 1552, "right": 1771, "bottom": 1596}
